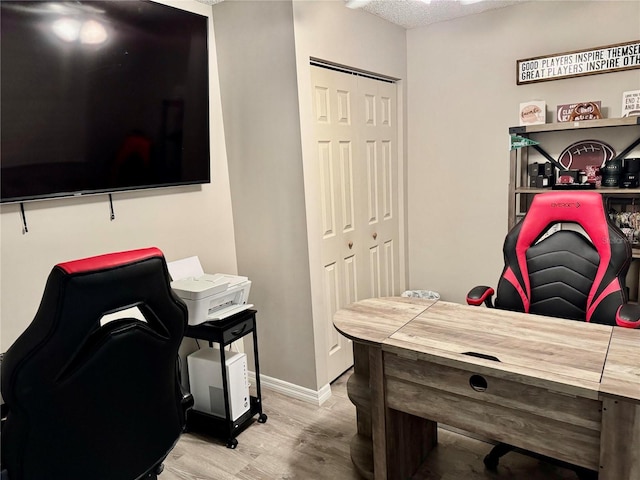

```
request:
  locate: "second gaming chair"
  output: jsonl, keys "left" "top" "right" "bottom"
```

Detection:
{"left": 1, "top": 247, "right": 193, "bottom": 480}
{"left": 467, "top": 191, "right": 640, "bottom": 478}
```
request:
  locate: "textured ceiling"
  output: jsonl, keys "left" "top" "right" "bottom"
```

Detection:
{"left": 354, "top": 0, "right": 529, "bottom": 29}
{"left": 194, "top": 0, "right": 529, "bottom": 29}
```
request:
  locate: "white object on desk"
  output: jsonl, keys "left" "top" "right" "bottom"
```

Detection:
{"left": 168, "top": 256, "right": 252, "bottom": 325}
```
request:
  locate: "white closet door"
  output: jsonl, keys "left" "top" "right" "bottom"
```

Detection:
{"left": 311, "top": 65, "right": 400, "bottom": 381}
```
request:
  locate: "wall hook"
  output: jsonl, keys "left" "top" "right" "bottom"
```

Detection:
{"left": 20, "top": 202, "right": 28, "bottom": 234}
{"left": 108, "top": 194, "right": 115, "bottom": 221}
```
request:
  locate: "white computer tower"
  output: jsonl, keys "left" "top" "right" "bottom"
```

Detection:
{"left": 187, "top": 348, "right": 250, "bottom": 421}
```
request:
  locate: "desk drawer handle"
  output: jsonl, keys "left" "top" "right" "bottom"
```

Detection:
{"left": 469, "top": 375, "right": 488, "bottom": 392}
{"left": 231, "top": 324, "right": 247, "bottom": 336}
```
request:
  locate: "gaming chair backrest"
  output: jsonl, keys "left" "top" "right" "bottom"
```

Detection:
{"left": 495, "top": 192, "right": 631, "bottom": 325}
{"left": 1, "top": 248, "right": 188, "bottom": 480}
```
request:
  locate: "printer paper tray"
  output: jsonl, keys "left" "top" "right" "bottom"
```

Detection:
{"left": 205, "top": 304, "right": 254, "bottom": 322}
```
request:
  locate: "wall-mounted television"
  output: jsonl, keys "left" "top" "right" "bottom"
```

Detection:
{"left": 1, "top": 0, "right": 210, "bottom": 204}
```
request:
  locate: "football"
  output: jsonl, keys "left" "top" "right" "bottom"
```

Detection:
{"left": 557, "top": 140, "right": 616, "bottom": 170}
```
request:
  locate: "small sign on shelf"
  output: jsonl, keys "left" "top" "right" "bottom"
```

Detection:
{"left": 557, "top": 101, "right": 602, "bottom": 122}
{"left": 622, "top": 90, "right": 640, "bottom": 117}
{"left": 519, "top": 101, "right": 546, "bottom": 126}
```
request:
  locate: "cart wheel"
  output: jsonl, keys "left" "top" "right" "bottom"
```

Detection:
{"left": 226, "top": 438, "right": 238, "bottom": 449}
{"left": 483, "top": 453, "right": 499, "bottom": 470}
{"left": 576, "top": 469, "right": 598, "bottom": 480}
{"left": 258, "top": 413, "right": 268, "bottom": 423}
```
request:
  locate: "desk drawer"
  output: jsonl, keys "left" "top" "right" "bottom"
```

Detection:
{"left": 222, "top": 318, "right": 254, "bottom": 344}
{"left": 384, "top": 352, "right": 602, "bottom": 470}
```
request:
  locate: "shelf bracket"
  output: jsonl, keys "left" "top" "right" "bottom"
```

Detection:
{"left": 613, "top": 136, "right": 640, "bottom": 163}
{"left": 531, "top": 144, "right": 567, "bottom": 172}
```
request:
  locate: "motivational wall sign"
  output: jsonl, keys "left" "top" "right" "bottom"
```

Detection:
{"left": 517, "top": 40, "right": 640, "bottom": 85}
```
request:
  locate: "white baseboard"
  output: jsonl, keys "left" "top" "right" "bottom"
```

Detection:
{"left": 248, "top": 371, "right": 332, "bottom": 406}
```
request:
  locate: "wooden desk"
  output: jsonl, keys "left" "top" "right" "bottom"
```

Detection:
{"left": 334, "top": 298, "right": 640, "bottom": 480}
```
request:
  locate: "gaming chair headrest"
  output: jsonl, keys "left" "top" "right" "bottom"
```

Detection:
{"left": 501, "top": 191, "right": 630, "bottom": 323}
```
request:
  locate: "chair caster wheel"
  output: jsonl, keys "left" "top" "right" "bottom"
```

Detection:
{"left": 154, "top": 464, "right": 164, "bottom": 475}
{"left": 226, "top": 438, "right": 238, "bottom": 449}
{"left": 576, "top": 469, "right": 598, "bottom": 480}
{"left": 258, "top": 413, "right": 268, "bottom": 423}
{"left": 483, "top": 454, "right": 499, "bottom": 470}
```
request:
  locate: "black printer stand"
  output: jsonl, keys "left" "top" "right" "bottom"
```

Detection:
{"left": 184, "top": 309, "right": 267, "bottom": 449}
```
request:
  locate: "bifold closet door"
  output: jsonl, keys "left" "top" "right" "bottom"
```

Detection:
{"left": 311, "top": 65, "right": 400, "bottom": 382}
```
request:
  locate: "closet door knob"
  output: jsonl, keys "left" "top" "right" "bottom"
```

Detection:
{"left": 348, "top": 241, "right": 353, "bottom": 249}
{"left": 373, "top": 232, "right": 378, "bottom": 240}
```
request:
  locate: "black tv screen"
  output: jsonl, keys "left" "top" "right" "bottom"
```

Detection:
{"left": 1, "top": 0, "right": 210, "bottom": 203}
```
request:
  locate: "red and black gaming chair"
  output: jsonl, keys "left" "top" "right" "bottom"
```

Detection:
{"left": 1, "top": 248, "right": 193, "bottom": 480}
{"left": 467, "top": 191, "right": 640, "bottom": 478}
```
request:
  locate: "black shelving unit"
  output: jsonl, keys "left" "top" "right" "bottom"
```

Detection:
{"left": 184, "top": 309, "right": 267, "bottom": 449}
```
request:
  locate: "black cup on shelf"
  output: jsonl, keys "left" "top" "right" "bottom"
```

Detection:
{"left": 602, "top": 158, "right": 623, "bottom": 176}
{"left": 624, "top": 158, "right": 640, "bottom": 173}
{"left": 601, "top": 158, "right": 623, "bottom": 187}
{"left": 601, "top": 174, "right": 620, "bottom": 187}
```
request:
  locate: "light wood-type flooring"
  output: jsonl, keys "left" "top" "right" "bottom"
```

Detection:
{"left": 162, "top": 369, "right": 581, "bottom": 480}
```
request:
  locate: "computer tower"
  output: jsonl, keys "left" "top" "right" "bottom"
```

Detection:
{"left": 187, "top": 348, "right": 250, "bottom": 421}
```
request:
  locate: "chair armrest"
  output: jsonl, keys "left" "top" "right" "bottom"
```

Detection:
{"left": 180, "top": 392, "right": 194, "bottom": 432}
{"left": 467, "top": 286, "right": 495, "bottom": 308}
{"left": 616, "top": 304, "right": 640, "bottom": 328}
{"left": 181, "top": 392, "right": 194, "bottom": 412}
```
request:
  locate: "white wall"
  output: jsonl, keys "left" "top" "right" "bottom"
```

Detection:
{"left": 0, "top": 0, "right": 238, "bottom": 352}
{"left": 212, "top": 0, "right": 318, "bottom": 391}
{"left": 407, "top": 0, "right": 640, "bottom": 303}
{"left": 212, "top": 0, "right": 407, "bottom": 393}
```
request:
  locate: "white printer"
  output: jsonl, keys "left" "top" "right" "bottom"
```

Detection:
{"left": 168, "top": 256, "right": 252, "bottom": 325}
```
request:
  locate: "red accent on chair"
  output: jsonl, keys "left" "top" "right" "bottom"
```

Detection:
{"left": 615, "top": 305, "right": 640, "bottom": 328}
{"left": 502, "top": 266, "right": 530, "bottom": 313}
{"left": 513, "top": 192, "right": 614, "bottom": 323}
{"left": 587, "top": 278, "right": 622, "bottom": 323}
{"left": 57, "top": 247, "right": 163, "bottom": 274}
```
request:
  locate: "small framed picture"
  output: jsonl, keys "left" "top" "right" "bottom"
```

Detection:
{"left": 622, "top": 90, "right": 640, "bottom": 117}
{"left": 519, "top": 101, "right": 546, "bottom": 126}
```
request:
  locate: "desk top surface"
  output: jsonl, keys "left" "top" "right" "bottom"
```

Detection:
{"left": 600, "top": 327, "right": 640, "bottom": 402}
{"left": 334, "top": 298, "right": 640, "bottom": 403}
{"left": 333, "top": 297, "right": 436, "bottom": 345}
